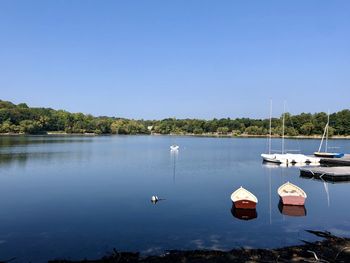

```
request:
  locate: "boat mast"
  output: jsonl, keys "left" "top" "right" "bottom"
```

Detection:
{"left": 318, "top": 110, "right": 329, "bottom": 153}
{"left": 282, "top": 101, "right": 285, "bottom": 154}
{"left": 269, "top": 100, "right": 272, "bottom": 154}
{"left": 325, "top": 110, "right": 330, "bottom": 153}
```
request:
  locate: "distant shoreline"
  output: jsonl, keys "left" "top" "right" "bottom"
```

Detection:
{"left": 2, "top": 99, "right": 350, "bottom": 138}
{"left": 1, "top": 132, "right": 350, "bottom": 140}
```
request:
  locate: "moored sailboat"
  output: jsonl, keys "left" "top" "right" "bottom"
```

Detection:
{"left": 314, "top": 111, "right": 344, "bottom": 158}
{"left": 261, "top": 101, "right": 320, "bottom": 165}
{"left": 261, "top": 100, "right": 281, "bottom": 163}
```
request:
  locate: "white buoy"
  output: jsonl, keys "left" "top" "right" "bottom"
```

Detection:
{"left": 151, "top": 195, "right": 159, "bottom": 203}
{"left": 170, "top": 145, "right": 179, "bottom": 151}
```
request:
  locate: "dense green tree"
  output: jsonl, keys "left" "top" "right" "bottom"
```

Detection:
{"left": 1, "top": 99, "right": 350, "bottom": 136}
{"left": 19, "top": 120, "right": 43, "bottom": 134}
{"left": 244, "top": 126, "right": 265, "bottom": 135}
{"left": 193, "top": 128, "right": 204, "bottom": 134}
{"left": 0, "top": 120, "right": 12, "bottom": 133}
{"left": 333, "top": 110, "right": 350, "bottom": 135}
{"left": 300, "top": 122, "right": 314, "bottom": 135}
{"left": 217, "top": 127, "right": 229, "bottom": 134}
{"left": 285, "top": 127, "right": 299, "bottom": 136}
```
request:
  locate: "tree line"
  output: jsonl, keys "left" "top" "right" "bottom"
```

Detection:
{"left": 1, "top": 99, "right": 350, "bottom": 136}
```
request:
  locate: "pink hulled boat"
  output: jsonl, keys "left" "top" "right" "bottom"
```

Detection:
{"left": 278, "top": 182, "right": 307, "bottom": 206}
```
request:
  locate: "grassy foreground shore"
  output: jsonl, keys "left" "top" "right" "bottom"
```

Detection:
{"left": 48, "top": 231, "right": 349, "bottom": 263}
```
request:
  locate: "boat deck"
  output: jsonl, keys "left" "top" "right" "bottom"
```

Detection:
{"left": 300, "top": 166, "right": 350, "bottom": 182}
{"left": 320, "top": 154, "right": 350, "bottom": 166}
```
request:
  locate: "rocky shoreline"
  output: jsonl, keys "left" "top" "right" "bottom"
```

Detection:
{"left": 49, "top": 231, "right": 350, "bottom": 263}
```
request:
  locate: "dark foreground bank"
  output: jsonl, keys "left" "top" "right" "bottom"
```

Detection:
{"left": 47, "top": 231, "right": 349, "bottom": 263}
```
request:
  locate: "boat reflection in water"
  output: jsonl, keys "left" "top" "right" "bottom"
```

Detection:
{"left": 231, "top": 205, "right": 257, "bottom": 221}
{"left": 278, "top": 202, "right": 307, "bottom": 217}
{"left": 262, "top": 161, "right": 317, "bottom": 168}
{"left": 170, "top": 149, "right": 178, "bottom": 184}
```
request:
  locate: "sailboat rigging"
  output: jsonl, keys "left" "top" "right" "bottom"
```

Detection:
{"left": 314, "top": 111, "right": 344, "bottom": 158}
{"left": 261, "top": 100, "right": 283, "bottom": 164}
{"left": 261, "top": 101, "right": 320, "bottom": 165}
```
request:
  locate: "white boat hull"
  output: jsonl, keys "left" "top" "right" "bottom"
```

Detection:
{"left": 261, "top": 154, "right": 282, "bottom": 164}
{"left": 261, "top": 153, "right": 319, "bottom": 165}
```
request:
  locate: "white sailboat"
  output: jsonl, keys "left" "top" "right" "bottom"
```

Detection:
{"left": 314, "top": 111, "right": 344, "bottom": 158}
{"left": 261, "top": 101, "right": 320, "bottom": 165}
{"left": 261, "top": 100, "right": 282, "bottom": 164}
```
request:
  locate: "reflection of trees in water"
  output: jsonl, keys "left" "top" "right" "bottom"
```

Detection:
{"left": 0, "top": 152, "right": 76, "bottom": 168}
{"left": 0, "top": 136, "right": 93, "bottom": 147}
{"left": 0, "top": 136, "right": 94, "bottom": 168}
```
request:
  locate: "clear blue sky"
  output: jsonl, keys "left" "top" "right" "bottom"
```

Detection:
{"left": 0, "top": 1, "right": 349, "bottom": 119}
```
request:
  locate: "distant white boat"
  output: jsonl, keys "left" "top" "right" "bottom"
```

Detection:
{"left": 170, "top": 145, "right": 179, "bottom": 151}
{"left": 261, "top": 153, "right": 282, "bottom": 164}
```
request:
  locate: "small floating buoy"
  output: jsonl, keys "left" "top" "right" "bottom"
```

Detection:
{"left": 170, "top": 145, "right": 179, "bottom": 151}
{"left": 151, "top": 195, "right": 159, "bottom": 203}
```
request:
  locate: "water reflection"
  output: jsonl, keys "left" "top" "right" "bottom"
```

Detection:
{"left": 300, "top": 173, "right": 350, "bottom": 184}
{"left": 323, "top": 181, "right": 330, "bottom": 207}
{"left": 231, "top": 205, "right": 258, "bottom": 221}
{"left": 261, "top": 161, "right": 301, "bottom": 169}
{"left": 262, "top": 161, "right": 283, "bottom": 168}
{"left": 170, "top": 150, "right": 178, "bottom": 184}
{"left": 263, "top": 162, "right": 320, "bottom": 169}
{"left": 0, "top": 135, "right": 93, "bottom": 147}
{"left": 0, "top": 152, "right": 70, "bottom": 168}
{"left": 278, "top": 202, "right": 307, "bottom": 217}
{"left": 0, "top": 136, "right": 349, "bottom": 262}
{"left": 300, "top": 175, "right": 350, "bottom": 209}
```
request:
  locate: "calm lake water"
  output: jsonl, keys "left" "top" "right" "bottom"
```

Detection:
{"left": 0, "top": 135, "right": 350, "bottom": 262}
